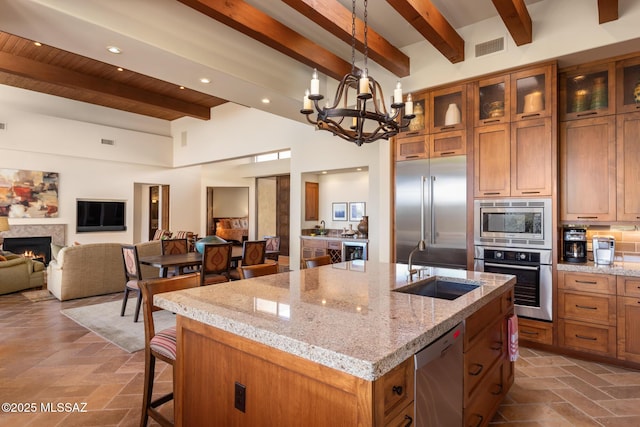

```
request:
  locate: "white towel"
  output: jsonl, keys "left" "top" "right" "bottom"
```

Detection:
{"left": 508, "top": 313, "right": 519, "bottom": 362}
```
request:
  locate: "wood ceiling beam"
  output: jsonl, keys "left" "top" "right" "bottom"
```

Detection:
{"left": 0, "top": 52, "right": 212, "bottom": 120}
{"left": 178, "top": 0, "right": 353, "bottom": 81}
{"left": 282, "top": 0, "right": 410, "bottom": 77}
{"left": 491, "top": 0, "right": 532, "bottom": 46}
{"left": 385, "top": 0, "right": 464, "bottom": 63}
{"left": 597, "top": 0, "right": 618, "bottom": 24}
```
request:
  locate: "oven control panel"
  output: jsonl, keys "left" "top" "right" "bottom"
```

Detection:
{"left": 483, "top": 249, "right": 541, "bottom": 264}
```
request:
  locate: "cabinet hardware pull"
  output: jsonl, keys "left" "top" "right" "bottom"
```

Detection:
{"left": 440, "top": 126, "right": 455, "bottom": 131}
{"left": 521, "top": 113, "right": 541, "bottom": 118}
{"left": 469, "top": 363, "right": 483, "bottom": 376}
{"left": 577, "top": 216, "right": 598, "bottom": 219}
{"left": 472, "top": 414, "right": 484, "bottom": 427}
{"left": 392, "top": 385, "right": 403, "bottom": 395}
{"left": 576, "top": 280, "right": 597, "bottom": 285}
{"left": 491, "top": 384, "right": 503, "bottom": 395}
{"left": 577, "top": 111, "right": 597, "bottom": 117}
{"left": 405, "top": 131, "right": 420, "bottom": 136}
{"left": 403, "top": 415, "right": 413, "bottom": 426}
{"left": 521, "top": 330, "right": 539, "bottom": 336}
{"left": 576, "top": 304, "right": 597, "bottom": 310}
{"left": 576, "top": 334, "right": 597, "bottom": 341}
{"left": 405, "top": 155, "right": 420, "bottom": 159}
{"left": 483, "top": 119, "right": 500, "bottom": 124}
{"left": 440, "top": 151, "right": 456, "bottom": 156}
{"left": 491, "top": 342, "right": 503, "bottom": 351}
{"left": 483, "top": 192, "right": 501, "bottom": 195}
{"left": 522, "top": 191, "right": 541, "bottom": 194}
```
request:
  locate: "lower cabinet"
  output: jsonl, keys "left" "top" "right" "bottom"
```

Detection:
{"left": 518, "top": 317, "right": 553, "bottom": 345}
{"left": 557, "top": 271, "right": 617, "bottom": 357}
{"left": 463, "top": 287, "right": 514, "bottom": 427}
{"left": 617, "top": 276, "right": 640, "bottom": 363}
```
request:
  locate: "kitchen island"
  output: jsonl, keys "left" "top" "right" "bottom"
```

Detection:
{"left": 156, "top": 261, "right": 515, "bottom": 426}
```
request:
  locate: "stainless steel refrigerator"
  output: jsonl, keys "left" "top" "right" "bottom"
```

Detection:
{"left": 395, "top": 156, "right": 467, "bottom": 269}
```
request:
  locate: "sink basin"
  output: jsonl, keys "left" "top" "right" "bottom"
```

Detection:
{"left": 394, "top": 277, "right": 480, "bottom": 300}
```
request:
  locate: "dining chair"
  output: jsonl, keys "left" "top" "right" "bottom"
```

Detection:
{"left": 264, "top": 236, "right": 280, "bottom": 262}
{"left": 240, "top": 262, "right": 279, "bottom": 279}
{"left": 152, "top": 229, "right": 172, "bottom": 240}
{"left": 161, "top": 238, "right": 190, "bottom": 276}
{"left": 173, "top": 231, "right": 196, "bottom": 252}
{"left": 229, "top": 240, "right": 267, "bottom": 280}
{"left": 304, "top": 254, "right": 332, "bottom": 269}
{"left": 120, "top": 244, "right": 144, "bottom": 322}
{"left": 139, "top": 273, "right": 200, "bottom": 427}
{"left": 200, "top": 242, "right": 233, "bottom": 285}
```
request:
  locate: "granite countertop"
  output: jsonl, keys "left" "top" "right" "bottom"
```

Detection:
{"left": 155, "top": 261, "right": 515, "bottom": 381}
{"left": 558, "top": 260, "right": 640, "bottom": 277}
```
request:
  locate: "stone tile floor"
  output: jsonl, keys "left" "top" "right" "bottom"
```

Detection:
{"left": 2, "top": 289, "right": 640, "bottom": 426}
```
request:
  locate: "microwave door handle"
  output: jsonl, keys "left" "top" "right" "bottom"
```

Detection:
{"left": 484, "top": 262, "right": 540, "bottom": 271}
{"left": 430, "top": 176, "right": 436, "bottom": 245}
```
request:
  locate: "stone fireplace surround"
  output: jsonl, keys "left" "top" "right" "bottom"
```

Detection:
{"left": 0, "top": 224, "right": 66, "bottom": 248}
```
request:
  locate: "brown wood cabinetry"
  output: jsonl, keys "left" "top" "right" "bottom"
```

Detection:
{"left": 301, "top": 238, "right": 327, "bottom": 260}
{"left": 473, "top": 62, "right": 556, "bottom": 198}
{"left": 398, "top": 92, "right": 428, "bottom": 137}
{"left": 304, "top": 181, "right": 319, "bottom": 221}
{"left": 617, "top": 276, "right": 640, "bottom": 363}
{"left": 518, "top": 317, "right": 553, "bottom": 345}
{"left": 558, "top": 271, "right": 617, "bottom": 357}
{"left": 463, "top": 287, "right": 514, "bottom": 427}
{"left": 559, "top": 62, "right": 615, "bottom": 121}
{"left": 559, "top": 116, "right": 616, "bottom": 222}
{"left": 616, "top": 56, "right": 640, "bottom": 114}
{"left": 374, "top": 358, "right": 414, "bottom": 426}
{"left": 396, "top": 134, "right": 427, "bottom": 161}
{"left": 430, "top": 130, "right": 466, "bottom": 157}
{"left": 616, "top": 111, "right": 640, "bottom": 221}
{"left": 430, "top": 84, "right": 466, "bottom": 133}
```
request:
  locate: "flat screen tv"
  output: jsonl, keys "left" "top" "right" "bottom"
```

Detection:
{"left": 76, "top": 199, "right": 126, "bottom": 232}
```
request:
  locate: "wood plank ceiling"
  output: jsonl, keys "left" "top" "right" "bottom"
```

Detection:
{"left": 0, "top": 0, "right": 619, "bottom": 121}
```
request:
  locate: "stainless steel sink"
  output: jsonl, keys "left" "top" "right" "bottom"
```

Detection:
{"left": 394, "top": 277, "right": 480, "bottom": 300}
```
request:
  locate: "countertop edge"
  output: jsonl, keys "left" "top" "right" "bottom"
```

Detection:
{"left": 557, "top": 261, "right": 640, "bottom": 277}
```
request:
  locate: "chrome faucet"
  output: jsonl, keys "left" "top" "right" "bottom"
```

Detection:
{"left": 408, "top": 239, "right": 427, "bottom": 281}
{"left": 320, "top": 220, "right": 326, "bottom": 234}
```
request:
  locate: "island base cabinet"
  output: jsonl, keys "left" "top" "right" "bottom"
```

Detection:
{"left": 464, "top": 361, "right": 512, "bottom": 427}
{"left": 175, "top": 316, "right": 415, "bottom": 427}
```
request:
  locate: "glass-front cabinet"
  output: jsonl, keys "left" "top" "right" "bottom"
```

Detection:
{"left": 616, "top": 56, "right": 640, "bottom": 114}
{"left": 399, "top": 91, "right": 428, "bottom": 136}
{"left": 511, "top": 66, "right": 553, "bottom": 120}
{"left": 430, "top": 84, "right": 466, "bottom": 133}
{"left": 475, "top": 75, "right": 510, "bottom": 126}
{"left": 560, "top": 62, "right": 615, "bottom": 121}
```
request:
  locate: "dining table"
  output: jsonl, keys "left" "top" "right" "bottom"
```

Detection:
{"left": 139, "top": 246, "right": 244, "bottom": 278}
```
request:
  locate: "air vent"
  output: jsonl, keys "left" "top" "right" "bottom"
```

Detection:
{"left": 0, "top": 122, "right": 6, "bottom": 130}
{"left": 475, "top": 37, "right": 505, "bottom": 57}
{"left": 101, "top": 138, "right": 115, "bottom": 146}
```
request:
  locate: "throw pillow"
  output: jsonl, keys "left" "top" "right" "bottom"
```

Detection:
{"left": 0, "top": 255, "right": 6, "bottom": 262}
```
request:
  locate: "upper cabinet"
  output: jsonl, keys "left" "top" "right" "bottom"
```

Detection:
{"left": 398, "top": 91, "right": 428, "bottom": 137}
{"left": 560, "top": 62, "right": 616, "bottom": 121}
{"left": 430, "top": 84, "right": 467, "bottom": 133}
{"left": 511, "top": 66, "right": 553, "bottom": 121}
{"left": 616, "top": 56, "right": 640, "bottom": 114}
{"left": 304, "top": 182, "right": 319, "bottom": 221}
{"left": 474, "top": 75, "right": 511, "bottom": 127}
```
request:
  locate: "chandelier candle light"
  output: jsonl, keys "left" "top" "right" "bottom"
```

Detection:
{"left": 300, "top": 0, "right": 415, "bottom": 146}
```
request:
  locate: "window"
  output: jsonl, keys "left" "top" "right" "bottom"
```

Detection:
{"left": 255, "top": 150, "right": 291, "bottom": 163}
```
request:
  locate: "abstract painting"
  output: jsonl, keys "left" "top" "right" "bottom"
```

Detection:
{"left": 0, "top": 169, "right": 59, "bottom": 218}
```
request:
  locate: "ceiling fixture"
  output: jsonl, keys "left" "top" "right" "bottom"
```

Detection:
{"left": 300, "top": 0, "right": 414, "bottom": 146}
{"left": 200, "top": 77, "right": 211, "bottom": 84}
{"left": 106, "top": 46, "right": 122, "bottom": 54}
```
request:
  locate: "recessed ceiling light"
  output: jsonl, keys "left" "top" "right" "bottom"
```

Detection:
{"left": 116, "top": 67, "right": 124, "bottom": 72}
{"left": 33, "top": 42, "right": 42, "bottom": 47}
{"left": 322, "top": 171, "right": 328, "bottom": 174}
{"left": 356, "top": 168, "right": 362, "bottom": 171}
{"left": 107, "top": 46, "right": 122, "bottom": 54}
{"left": 261, "top": 98, "right": 270, "bottom": 104}
{"left": 179, "top": 86, "right": 185, "bottom": 90}
{"left": 200, "top": 78, "right": 211, "bottom": 84}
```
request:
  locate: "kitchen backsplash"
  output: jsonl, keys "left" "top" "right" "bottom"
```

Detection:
{"left": 586, "top": 226, "right": 640, "bottom": 261}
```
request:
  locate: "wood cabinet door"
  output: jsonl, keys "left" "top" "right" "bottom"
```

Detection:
{"left": 617, "top": 295, "right": 640, "bottom": 363}
{"left": 511, "top": 65, "right": 554, "bottom": 121}
{"left": 559, "top": 62, "right": 615, "bottom": 121}
{"left": 429, "top": 130, "right": 466, "bottom": 157}
{"left": 510, "top": 117, "right": 552, "bottom": 197}
{"left": 617, "top": 112, "right": 640, "bottom": 221}
{"left": 560, "top": 116, "right": 616, "bottom": 221}
{"left": 474, "top": 74, "right": 511, "bottom": 127}
{"left": 396, "top": 134, "right": 428, "bottom": 161}
{"left": 430, "top": 84, "right": 466, "bottom": 133}
{"left": 304, "top": 182, "right": 319, "bottom": 221}
{"left": 474, "top": 123, "right": 510, "bottom": 198}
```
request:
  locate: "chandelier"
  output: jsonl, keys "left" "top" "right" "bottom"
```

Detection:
{"left": 300, "top": 0, "right": 415, "bottom": 146}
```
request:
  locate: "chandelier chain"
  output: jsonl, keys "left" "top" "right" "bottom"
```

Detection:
{"left": 363, "top": 0, "right": 368, "bottom": 74}
{"left": 351, "top": 0, "right": 356, "bottom": 75}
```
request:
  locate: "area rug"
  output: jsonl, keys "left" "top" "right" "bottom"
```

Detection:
{"left": 21, "top": 289, "right": 56, "bottom": 302}
{"left": 61, "top": 300, "right": 176, "bottom": 353}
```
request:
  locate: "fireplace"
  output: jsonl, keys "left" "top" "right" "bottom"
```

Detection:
{"left": 2, "top": 237, "right": 52, "bottom": 266}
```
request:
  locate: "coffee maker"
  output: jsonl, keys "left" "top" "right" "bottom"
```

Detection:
{"left": 563, "top": 227, "right": 587, "bottom": 263}
{"left": 593, "top": 236, "right": 616, "bottom": 265}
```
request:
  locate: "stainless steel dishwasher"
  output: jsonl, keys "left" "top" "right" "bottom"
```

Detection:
{"left": 414, "top": 322, "right": 464, "bottom": 427}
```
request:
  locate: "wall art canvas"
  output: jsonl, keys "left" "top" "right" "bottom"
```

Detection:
{"left": 0, "top": 169, "right": 59, "bottom": 218}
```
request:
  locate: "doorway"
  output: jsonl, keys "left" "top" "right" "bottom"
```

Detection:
{"left": 206, "top": 187, "right": 249, "bottom": 237}
{"left": 148, "top": 185, "right": 169, "bottom": 240}
{"left": 256, "top": 175, "right": 290, "bottom": 257}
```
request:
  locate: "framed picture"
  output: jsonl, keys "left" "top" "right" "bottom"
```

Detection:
{"left": 332, "top": 202, "right": 347, "bottom": 221}
{"left": 349, "top": 202, "right": 365, "bottom": 221}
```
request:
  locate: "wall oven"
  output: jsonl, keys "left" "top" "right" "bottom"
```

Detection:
{"left": 474, "top": 198, "right": 553, "bottom": 321}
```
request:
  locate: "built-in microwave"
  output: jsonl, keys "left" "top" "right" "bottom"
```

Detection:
{"left": 474, "top": 198, "right": 552, "bottom": 249}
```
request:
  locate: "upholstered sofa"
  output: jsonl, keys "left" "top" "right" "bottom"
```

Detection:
{"left": 215, "top": 217, "right": 248, "bottom": 243}
{"left": 0, "top": 251, "right": 45, "bottom": 295}
{"left": 47, "top": 240, "right": 161, "bottom": 301}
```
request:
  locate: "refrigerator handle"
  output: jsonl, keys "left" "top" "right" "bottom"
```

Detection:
{"left": 420, "top": 176, "right": 426, "bottom": 242}
{"left": 430, "top": 176, "right": 436, "bottom": 245}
